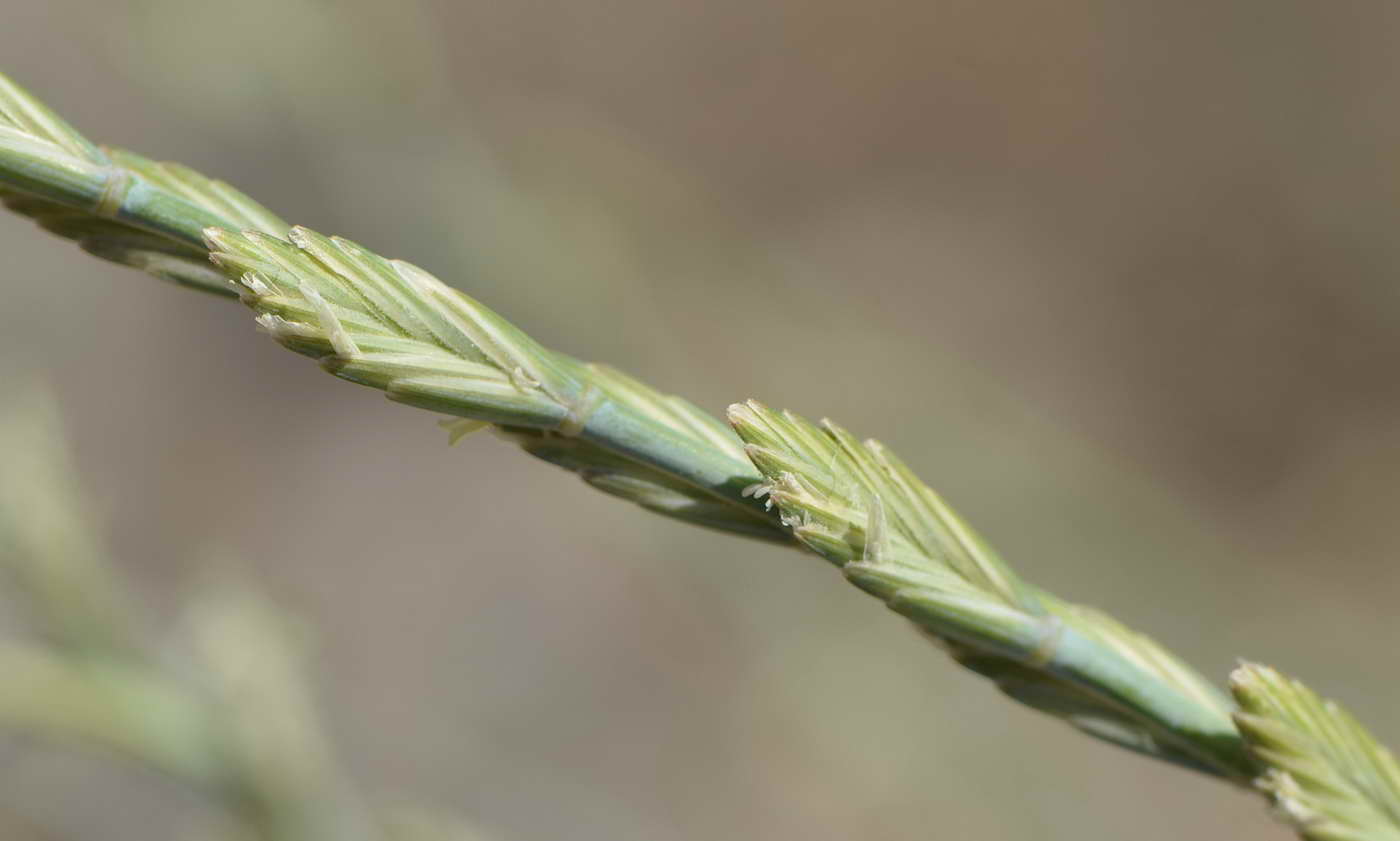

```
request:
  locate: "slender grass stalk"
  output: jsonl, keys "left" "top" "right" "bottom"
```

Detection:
{"left": 0, "top": 70, "right": 1248, "bottom": 776}
{"left": 185, "top": 574, "right": 377, "bottom": 841}
{"left": 0, "top": 639, "right": 221, "bottom": 781}
{"left": 0, "top": 390, "right": 482, "bottom": 841}
{"left": 0, "top": 392, "right": 140, "bottom": 656}
{"left": 12, "top": 68, "right": 1397, "bottom": 838}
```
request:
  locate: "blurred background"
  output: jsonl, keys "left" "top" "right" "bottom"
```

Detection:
{"left": 2, "top": 1, "right": 1398, "bottom": 838}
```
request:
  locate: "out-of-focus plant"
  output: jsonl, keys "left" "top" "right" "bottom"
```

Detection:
{"left": 0, "top": 71, "right": 1394, "bottom": 839}
{"left": 0, "top": 391, "right": 488, "bottom": 841}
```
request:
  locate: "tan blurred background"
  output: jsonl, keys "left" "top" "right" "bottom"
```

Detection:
{"left": 3, "top": 1, "right": 1399, "bottom": 838}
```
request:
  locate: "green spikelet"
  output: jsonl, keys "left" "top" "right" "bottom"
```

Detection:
{"left": 1231, "top": 663, "right": 1400, "bottom": 841}
{"left": 729, "top": 399, "right": 1250, "bottom": 778}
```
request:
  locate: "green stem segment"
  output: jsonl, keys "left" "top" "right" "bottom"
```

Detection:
{"left": 0, "top": 127, "right": 227, "bottom": 248}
